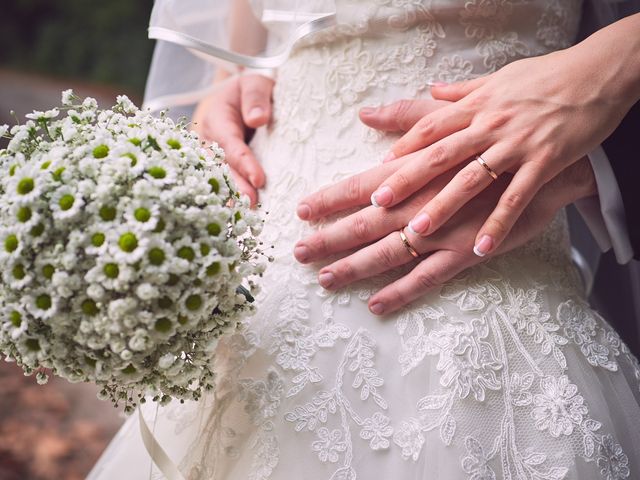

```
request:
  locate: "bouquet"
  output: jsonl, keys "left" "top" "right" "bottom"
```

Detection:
{"left": 0, "top": 91, "right": 267, "bottom": 412}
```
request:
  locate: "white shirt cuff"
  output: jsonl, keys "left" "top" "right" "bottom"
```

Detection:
{"left": 575, "top": 146, "right": 634, "bottom": 264}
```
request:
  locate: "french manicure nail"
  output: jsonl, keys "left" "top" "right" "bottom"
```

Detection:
{"left": 370, "top": 302, "right": 385, "bottom": 315}
{"left": 248, "top": 107, "right": 264, "bottom": 121}
{"left": 383, "top": 152, "right": 396, "bottom": 163}
{"left": 408, "top": 213, "right": 431, "bottom": 235}
{"left": 294, "top": 245, "right": 310, "bottom": 262}
{"left": 319, "top": 271, "right": 335, "bottom": 289}
{"left": 473, "top": 235, "right": 493, "bottom": 257}
{"left": 426, "top": 81, "right": 448, "bottom": 87}
{"left": 297, "top": 203, "right": 311, "bottom": 220}
{"left": 371, "top": 186, "right": 393, "bottom": 208}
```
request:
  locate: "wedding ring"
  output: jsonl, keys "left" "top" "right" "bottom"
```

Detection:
{"left": 475, "top": 155, "right": 498, "bottom": 180}
{"left": 399, "top": 228, "right": 420, "bottom": 258}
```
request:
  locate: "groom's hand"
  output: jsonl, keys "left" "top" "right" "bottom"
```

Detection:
{"left": 193, "top": 74, "right": 274, "bottom": 205}
{"left": 294, "top": 100, "right": 597, "bottom": 314}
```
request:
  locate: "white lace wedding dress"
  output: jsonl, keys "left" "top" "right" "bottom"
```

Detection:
{"left": 89, "top": 1, "right": 640, "bottom": 479}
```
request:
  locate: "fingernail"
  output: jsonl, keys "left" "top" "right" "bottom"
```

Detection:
{"left": 426, "top": 81, "right": 448, "bottom": 87}
{"left": 473, "top": 235, "right": 493, "bottom": 257}
{"left": 383, "top": 152, "right": 396, "bottom": 163}
{"left": 370, "top": 302, "right": 385, "bottom": 315}
{"left": 297, "top": 203, "right": 311, "bottom": 220}
{"left": 408, "top": 213, "right": 431, "bottom": 235}
{"left": 360, "top": 107, "right": 376, "bottom": 116}
{"left": 248, "top": 107, "right": 264, "bottom": 121}
{"left": 294, "top": 245, "right": 310, "bottom": 262}
{"left": 371, "top": 186, "right": 393, "bottom": 208}
{"left": 319, "top": 271, "right": 335, "bottom": 289}
{"left": 249, "top": 174, "right": 260, "bottom": 188}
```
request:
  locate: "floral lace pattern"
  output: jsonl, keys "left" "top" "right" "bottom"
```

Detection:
{"left": 91, "top": 2, "right": 640, "bottom": 480}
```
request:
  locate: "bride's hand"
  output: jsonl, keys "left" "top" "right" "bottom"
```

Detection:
{"left": 294, "top": 157, "right": 596, "bottom": 315}
{"left": 367, "top": 21, "right": 639, "bottom": 257}
{"left": 192, "top": 74, "right": 274, "bottom": 205}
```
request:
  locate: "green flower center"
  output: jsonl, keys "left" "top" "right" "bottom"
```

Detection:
{"left": 155, "top": 317, "right": 172, "bottom": 332}
{"left": 206, "top": 262, "right": 221, "bottom": 276}
{"left": 148, "top": 248, "right": 165, "bottom": 266}
{"left": 25, "top": 338, "right": 40, "bottom": 351}
{"left": 185, "top": 294, "right": 202, "bottom": 311}
{"left": 12, "top": 264, "right": 25, "bottom": 279}
{"left": 208, "top": 178, "right": 220, "bottom": 194}
{"left": 99, "top": 206, "right": 117, "bottom": 221}
{"left": 118, "top": 232, "right": 138, "bottom": 252}
{"left": 17, "top": 178, "right": 34, "bottom": 195}
{"left": 30, "top": 223, "right": 44, "bottom": 237}
{"left": 10, "top": 311, "right": 21, "bottom": 327}
{"left": 153, "top": 219, "right": 166, "bottom": 233}
{"left": 123, "top": 152, "right": 137, "bottom": 166}
{"left": 4, "top": 234, "right": 18, "bottom": 252}
{"left": 207, "top": 223, "right": 221, "bottom": 236}
{"left": 36, "top": 294, "right": 52, "bottom": 310}
{"left": 58, "top": 194, "right": 75, "bottom": 211}
{"left": 148, "top": 166, "right": 166, "bottom": 179}
{"left": 93, "top": 144, "right": 109, "bottom": 158}
{"left": 91, "top": 232, "right": 105, "bottom": 247}
{"left": 167, "top": 139, "right": 181, "bottom": 149}
{"left": 122, "top": 364, "right": 136, "bottom": 374}
{"left": 134, "top": 207, "right": 151, "bottom": 222}
{"left": 166, "top": 274, "right": 179, "bottom": 286}
{"left": 42, "top": 264, "right": 55, "bottom": 279}
{"left": 158, "top": 296, "right": 172, "bottom": 309}
{"left": 16, "top": 206, "right": 32, "bottom": 222}
{"left": 82, "top": 299, "right": 99, "bottom": 316}
{"left": 177, "top": 246, "right": 195, "bottom": 261}
{"left": 200, "top": 243, "right": 210, "bottom": 255}
{"left": 104, "top": 263, "right": 119, "bottom": 278}
{"left": 52, "top": 167, "right": 65, "bottom": 181}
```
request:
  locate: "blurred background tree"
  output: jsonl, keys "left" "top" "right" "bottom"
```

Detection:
{"left": 0, "top": 0, "right": 154, "bottom": 96}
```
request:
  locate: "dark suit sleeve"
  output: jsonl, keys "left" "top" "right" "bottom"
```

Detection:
{"left": 602, "top": 101, "right": 640, "bottom": 260}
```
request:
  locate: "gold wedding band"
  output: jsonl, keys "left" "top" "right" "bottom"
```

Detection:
{"left": 475, "top": 155, "right": 498, "bottom": 180}
{"left": 399, "top": 228, "right": 420, "bottom": 258}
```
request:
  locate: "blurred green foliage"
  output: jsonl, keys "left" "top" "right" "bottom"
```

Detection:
{"left": 0, "top": 0, "right": 155, "bottom": 95}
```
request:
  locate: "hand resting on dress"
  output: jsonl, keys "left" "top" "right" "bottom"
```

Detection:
{"left": 192, "top": 74, "right": 274, "bottom": 205}
{"left": 294, "top": 99, "right": 598, "bottom": 315}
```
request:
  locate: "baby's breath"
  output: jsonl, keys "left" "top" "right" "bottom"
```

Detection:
{"left": 0, "top": 91, "right": 267, "bottom": 412}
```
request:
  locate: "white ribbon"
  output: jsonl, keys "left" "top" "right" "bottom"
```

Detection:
{"left": 148, "top": 11, "right": 336, "bottom": 69}
{"left": 139, "top": 407, "right": 187, "bottom": 480}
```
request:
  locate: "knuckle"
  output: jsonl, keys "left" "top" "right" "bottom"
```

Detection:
{"left": 351, "top": 215, "right": 370, "bottom": 241}
{"left": 375, "top": 243, "right": 398, "bottom": 268}
{"left": 458, "top": 167, "right": 482, "bottom": 194}
{"left": 416, "top": 117, "right": 436, "bottom": 139}
{"left": 389, "top": 100, "right": 413, "bottom": 127}
{"left": 427, "top": 144, "right": 448, "bottom": 170}
{"left": 346, "top": 175, "right": 362, "bottom": 203}
{"left": 414, "top": 269, "right": 441, "bottom": 290}
{"left": 391, "top": 171, "right": 412, "bottom": 194}
{"left": 309, "top": 234, "right": 329, "bottom": 256}
{"left": 487, "top": 216, "right": 509, "bottom": 237}
{"left": 313, "top": 190, "right": 330, "bottom": 216}
{"left": 502, "top": 191, "right": 526, "bottom": 212}
{"left": 485, "top": 112, "right": 510, "bottom": 131}
{"left": 334, "top": 260, "right": 356, "bottom": 281}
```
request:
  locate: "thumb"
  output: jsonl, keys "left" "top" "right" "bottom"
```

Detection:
{"left": 429, "top": 75, "right": 490, "bottom": 101}
{"left": 359, "top": 99, "right": 450, "bottom": 133}
{"left": 240, "top": 74, "right": 275, "bottom": 129}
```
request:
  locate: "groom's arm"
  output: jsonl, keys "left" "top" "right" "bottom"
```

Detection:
{"left": 601, "top": 100, "right": 640, "bottom": 260}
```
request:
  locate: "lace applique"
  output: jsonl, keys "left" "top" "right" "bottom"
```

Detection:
{"left": 393, "top": 270, "right": 634, "bottom": 479}
{"left": 285, "top": 328, "right": 393, "bottom": 478}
